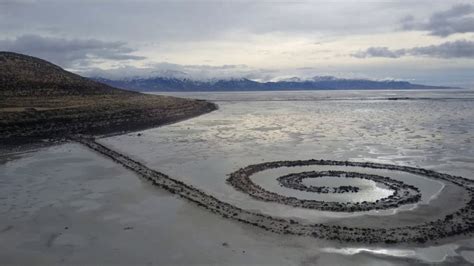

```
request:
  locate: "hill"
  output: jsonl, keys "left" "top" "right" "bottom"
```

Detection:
{"left": 0, "top": 52, "right": 217, "bottom": 145}
{"left": 0, "top": 52, "right": 133, "bottom": 96}
{"left": 92, "top": 75, "right": 455, "bottom": 92}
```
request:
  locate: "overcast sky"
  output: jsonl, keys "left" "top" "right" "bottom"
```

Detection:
{"left": 1, "top": 0, "right": 473, "bottom": 87}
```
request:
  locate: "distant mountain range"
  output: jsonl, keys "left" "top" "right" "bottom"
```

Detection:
{"left": 92, "top": 75, "right": 455, "bottom": 92}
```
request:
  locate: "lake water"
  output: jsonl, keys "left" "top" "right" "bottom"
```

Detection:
{"left": 101, "top": 90, "right": 471, "bottom": 220}
{"left": 2, "top": 89, "right": 474, "bottom": 264}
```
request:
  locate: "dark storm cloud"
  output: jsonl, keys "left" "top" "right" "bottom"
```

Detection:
{"left": 353, "top": 40, "right": 474, "bottom": 59}
{"left": 0, "top": 34, "right": 145, "bottom": 67}
{"left": 401, "top": 4, "right": 474, "bottom": 37}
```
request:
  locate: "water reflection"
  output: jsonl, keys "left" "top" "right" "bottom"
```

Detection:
{"left": 322, "top": 243, "right": 460, "bottom": 263}
{"left": 103, "top": 90, "right": 474, "bottom": 264}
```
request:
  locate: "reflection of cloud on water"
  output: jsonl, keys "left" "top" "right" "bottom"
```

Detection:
{"left": 322, "top": 243, "right": 460, "bottom": 263}
{"left": 322, "top": 247, "right": 416, "bottom": 258}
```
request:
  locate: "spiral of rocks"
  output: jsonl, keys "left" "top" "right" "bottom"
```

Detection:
{"left": 277, "top": 171, "right": 360, "bottom": 193}
{"left": 77, "top": 137, "right": 474, "bottom": 245}
{"left": 246, "top": 170, "right": 422, "bottom": 211}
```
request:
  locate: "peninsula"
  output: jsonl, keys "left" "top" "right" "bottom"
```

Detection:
{"left": 0, "top": 52, "right": 217, "bottom": 146}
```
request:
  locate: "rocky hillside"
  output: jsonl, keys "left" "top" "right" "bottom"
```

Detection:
{"left": 0, "top": 52, "right": 132, "bottom": 96}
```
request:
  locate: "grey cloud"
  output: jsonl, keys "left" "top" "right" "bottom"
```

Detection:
{"left": 353, "top": 40, "right": 474, "bottom": 59}
{"left": 1, "top": 1, "right": 472, "bottom": 88}
{"left": 401, "top": 4, "right": 474, "bottom": 36}
{"left": 409, "top": 40, "right": 474, "bottom": 58}
{"left": 0, "top": 34, "right": 145, "bottom": 67}
{"left": 76, "top": 59, "right": 474, "bottom": 88}
{"left": 1, "top": 1, "right": 451, "bottom": 43}
{"left": 399, "top": 15, "right": 416, "bottom": 30}
{"left": 353, "top": 47, "right": 404, "bottom": 59}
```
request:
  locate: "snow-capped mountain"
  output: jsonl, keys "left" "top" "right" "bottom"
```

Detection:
{"left": 92, "top": 75, "right": 454, "bottom": 92}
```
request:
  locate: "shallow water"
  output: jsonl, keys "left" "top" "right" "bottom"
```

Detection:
{"left": 2, "top": 89, "right": 474, "bottom": 264}
{"left": 102, "top": 90, "right": 473, "bottom": 216}
{"left": 251, "top": 165, "right": 440, "bottom": 204}
{"left": 104, "top": 89, "right": 474, "bottom": 263}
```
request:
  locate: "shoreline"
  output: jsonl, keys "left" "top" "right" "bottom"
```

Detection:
{"left": 94, "top": 100, "right": 218, "bottom": 140}
{"left": 0, "top": 96, "right": 218, "bottom": 152}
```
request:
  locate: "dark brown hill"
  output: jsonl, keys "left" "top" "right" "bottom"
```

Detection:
{"left": 0, "top": 51, "right": 132, "bottom": 96}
